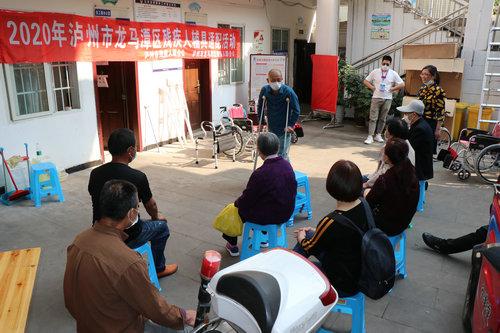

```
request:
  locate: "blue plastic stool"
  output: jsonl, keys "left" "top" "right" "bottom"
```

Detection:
{"left": 287, "top": 171, "right": 313, "bottom": 227}
{"left": 133, "top": 243, "right": 161, "bottom": 291}
{"left": 30, "top": 162, "right": 64, "bottom": 208}
{"left": 417, "top": 180, "right": 426, "bottom": 212}
{"left": 389, "top": 232, "right": 407, "bottom": 279}
{"left": 317, "top": 292, "right": 366, "bottom": 333}
{"left": 240, "top": 222, "right": 287, "bottom": 260}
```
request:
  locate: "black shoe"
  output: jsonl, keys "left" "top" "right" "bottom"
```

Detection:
{"left": 422, "top": 232, "right": 448, "bottom": 254}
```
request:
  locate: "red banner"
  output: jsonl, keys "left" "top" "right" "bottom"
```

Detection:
{"left": 311, "top": 54, "right": 339, "bottom": 114}
{"left": 0, "top": 10, "right": 241, "bottom": 63}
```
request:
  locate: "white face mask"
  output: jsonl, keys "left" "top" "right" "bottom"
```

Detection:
{"left": 424, "top": 80, "right": 434, "bottom": 86}
{"left": 127, "top": 210, "right": 139, "bottom": 229}
{"left": 402, "top": 114, "right": 412, "bottom": 125}
{"left": 269, "top": 81, "right": 282, "bottom": 91}
{"left": 381, "top": 65, "right": 390, "bottom": 71}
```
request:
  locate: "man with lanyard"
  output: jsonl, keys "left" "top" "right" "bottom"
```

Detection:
{"left": 363, "top": 55, "right": 405, "bottom": 144}
{"left": 257, "top": 69, "right": 300, "bottom": 159}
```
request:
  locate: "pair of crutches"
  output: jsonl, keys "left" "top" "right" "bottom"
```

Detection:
{"left": 252, "top": 96, "right": 291, "bottom": 171}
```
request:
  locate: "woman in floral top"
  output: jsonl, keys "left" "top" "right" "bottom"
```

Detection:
{"left": 417, "top": 65, "right": 446, "bottom": 154}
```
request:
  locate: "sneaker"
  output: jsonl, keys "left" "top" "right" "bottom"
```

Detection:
{"left": 225, "top": 242, "right": 240, "bottom": 257}
{"left": 374, "top": 134, "right": 384, "bottom": 143}
{"left": 364, "top": 135, "right": 374, "bottom": 144}
{"left": 260, "top": 242, "right": 269, "bottom": 248}
{"left": 422, "top": 233, "right": 448, "bottom": 254}
{"left": 157, "top": 264, "right": 178, "bottom": 278}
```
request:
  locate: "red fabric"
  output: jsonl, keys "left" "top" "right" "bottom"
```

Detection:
{"left": 311, "top": 55, "right": 339, "bottom": 114}
{"left": 0, "top": 9, "right": 240, "bottom": 63}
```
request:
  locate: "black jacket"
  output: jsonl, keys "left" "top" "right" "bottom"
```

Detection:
{"left": 408, "top": 117, "right": 434, "bottom": 180}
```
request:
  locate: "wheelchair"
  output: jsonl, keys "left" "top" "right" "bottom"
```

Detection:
{"left": 445, "top": 122, "right": 500, "bottom": 183}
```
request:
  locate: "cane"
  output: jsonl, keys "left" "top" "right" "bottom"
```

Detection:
{"left": 283, "top": 97, "right": 291, "bottom": 160}
{"left": 253, "top": 96, "right": 267, "bottom": 171}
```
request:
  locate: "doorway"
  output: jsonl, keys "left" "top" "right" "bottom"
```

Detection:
{"left": 183, "top": 59, "right": 211, "bottom": 130}
{"left": 293, "top": 40, "right": 316, "bottom": 104}
{"left": 95, "top": 61, "right": 139, "bottom": 149}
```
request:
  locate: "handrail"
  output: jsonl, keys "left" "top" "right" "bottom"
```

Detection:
{"left": 352, "top": 5, "right": 468, "bottom": 68}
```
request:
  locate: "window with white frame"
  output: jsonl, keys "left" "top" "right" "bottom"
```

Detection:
{"left": 4, "top": 62, "right": 80, "bottom": 120}
{"left": 218, "top": 24, "right": 244, "bottom": 85}
{"left": 272, "top": 28, "right": 289, "bottom": 53}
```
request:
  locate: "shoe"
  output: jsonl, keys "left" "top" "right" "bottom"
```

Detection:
{"left": 225, "top": 242, "right": 240, "bottom": 257}
{"left": 374, "top": 134, "right": 384, "bottom": 143}
{"left": 422, "top": 233, "right": 448, "bottom": 254}
{"left": 157, "top": 264, "right": 178, "bottom": 278}
{"left": 260, "top": 242, "right": 269, "bottom": 248}
{"left": 364, "top": 135, "right": 374, "bottom": 144}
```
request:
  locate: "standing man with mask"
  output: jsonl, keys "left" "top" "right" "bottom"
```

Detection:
{"left": 257, "top": 69, "right": 300, "bottom": 158}
{"left": 88, "top": 128, "right": 178, "bottom": 279}
{"left": 363, "top": 55, "right": 405, "bottom": 144}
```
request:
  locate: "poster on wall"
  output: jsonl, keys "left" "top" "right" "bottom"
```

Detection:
{"left": 134, "top": 0, "right": 182, "bottom": 23}
{"left": 371, "top": 14, "right": 391, "bottom": 40}
{"left": 253, "top": 30, "right": 264, "bottom": 54}
{"left": 249, "top": 54, "right": 287, "bottom": 104}
{"left": 185, "top": 12, "right": 207, "bottom": 25}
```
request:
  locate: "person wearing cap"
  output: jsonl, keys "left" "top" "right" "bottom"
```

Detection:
{"left": 258, "top": 69, "right": 300, "bottom": 158}
{"left": 397, "top": 100, "right": 434, "bottom": 181}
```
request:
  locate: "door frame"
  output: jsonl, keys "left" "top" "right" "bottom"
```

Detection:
{"left": 183, "top": 59, "right": 212, "bottom": 129}
{"left": 93, "top": 61, "right": 143, "bottom": 161}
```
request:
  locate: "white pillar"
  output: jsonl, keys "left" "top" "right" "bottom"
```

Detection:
{"left": 316, "top": 0, "right": 340, "bottom": 55}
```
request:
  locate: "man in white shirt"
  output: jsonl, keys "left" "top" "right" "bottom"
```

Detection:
{"left": 363, "top": 56, "right": 405, "bottom": 144}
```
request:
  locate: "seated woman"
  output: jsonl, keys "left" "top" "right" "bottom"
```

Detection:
{"left": 294, "top": 160, "right": 369, "bottom": 298}
{"left": 363, "top": 117, "right": 415, "bottom": 189}
{"left": 366, "top": 138, "right": 419, "bottom": 236}
{"left": 223, "top": 132, "right": 297, "bottom": 256}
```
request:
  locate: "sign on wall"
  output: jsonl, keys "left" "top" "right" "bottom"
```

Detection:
{"left": 134, "top": 0, "right": 182, "bottom": 23}
{"left": 371, "top": 13, "right": 391, "bottom": 40}
{"left": 185, "top": 12, "right": 208, "bottom": 26}
{"left": 253, "top": 30, "right": 264, "bottom": 53}
{"left": 249, "top": 54, "right": 287, "bottom": 104}
{"left": 0, "top": 9, "right": 241, "bottom": 63}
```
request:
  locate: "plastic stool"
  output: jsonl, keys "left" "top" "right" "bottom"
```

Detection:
{"left": 30, "top": 162, "right": 64, "bottom": 208}
{"left": 287, "top": 171, "right": 313, "bottom": 227}
{"left": 389, "top": 232, "right": 407, "bottom": 279}
{"left": 133, "top": 243, "right": 161, "bottom": 291}
{"left": 240, "top": 222, "right": 287, "bottom": 260}
{"left": 417, "top": 180, "right": 426, "bottom": 212}
{"left": 317, "top": 292, "right": 366, "bottom": 333}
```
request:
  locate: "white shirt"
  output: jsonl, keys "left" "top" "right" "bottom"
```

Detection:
{"left": 365, "top": 68, "right": 404, "bottom": 100}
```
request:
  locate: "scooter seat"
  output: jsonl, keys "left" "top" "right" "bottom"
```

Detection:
{"left": 216, "top": 270, "right": 281, "bottom": 333}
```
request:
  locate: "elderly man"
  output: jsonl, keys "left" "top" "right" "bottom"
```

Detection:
{"left": 223, "top": 132, "right": 297, "bottom": 256}
{"left": 64, "top": 180, "right": 196, "bottom": 332}
{"left": 258, "top": 69, "right": 300, "bottom": 159}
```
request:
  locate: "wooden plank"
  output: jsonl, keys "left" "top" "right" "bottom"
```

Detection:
{"left": 0, "top": 248, "right": 41, "bottom": 333}
{"left": 402, "top": 58, "right": 465, "bottom": 73}
{"left": 403, "top": 43, "right": 459, "bottom": 59}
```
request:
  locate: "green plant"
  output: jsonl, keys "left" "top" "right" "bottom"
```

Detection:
{"left": 343, "top": 68, "right": 372, "bottom": 120}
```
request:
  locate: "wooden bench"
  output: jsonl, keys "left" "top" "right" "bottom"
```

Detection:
{"left": 0, "top": 248, "right": 41, "bottom": 333}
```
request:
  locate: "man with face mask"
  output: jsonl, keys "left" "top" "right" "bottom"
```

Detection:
{"left": 397, "top": 99, "right": 434, "bottom": 182}
{"left": 257, "top": 69, "right": 300, "bottom": 158}
{"left": 363, "top": 55, "right": 405, "bottom": 144}
{"left": 88, "top": 128, "right": 177, "bottom": 279}
{"left": 65, "top": 180, "right": 196, "bottom": 332}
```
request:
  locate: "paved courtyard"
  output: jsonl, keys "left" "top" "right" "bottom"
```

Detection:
{"left": 0, "top": 120, "right": 494, "bottom": 332}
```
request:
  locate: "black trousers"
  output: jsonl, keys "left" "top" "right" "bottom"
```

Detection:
{"left": 424, "top": 118, "right": 438, "bottom": 154}
{"left": 441, "top": 225, "right": 488, "bottom": 254}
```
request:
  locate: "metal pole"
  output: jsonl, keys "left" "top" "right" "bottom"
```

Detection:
{"left": 253, "top": 96, "right": 267, "bottom": 171}
{"left": 283, "top": 98, "right": 291, "bottom": 160}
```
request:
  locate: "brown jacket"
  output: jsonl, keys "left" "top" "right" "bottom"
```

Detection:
{"left": 64, "top": 223, "right": 184, "bottom": 332}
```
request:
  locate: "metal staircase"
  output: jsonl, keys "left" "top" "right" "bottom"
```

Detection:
{"left": 353, "top": 0, "right": 469, "bottom": 75}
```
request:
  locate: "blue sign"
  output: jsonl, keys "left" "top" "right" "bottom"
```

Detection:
{"left": 95, "top": 8, "right": 112, "bottom": 17}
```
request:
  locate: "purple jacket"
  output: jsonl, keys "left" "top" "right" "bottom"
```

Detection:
{"left": 235, "top": 157, "right": 297, "bottom": 225}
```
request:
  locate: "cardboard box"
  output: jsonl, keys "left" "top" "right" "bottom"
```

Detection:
{"left": 402, "top": 58, "right": 465, "bottom": 73}
{"left": 402, "top": 95, "right": 456, "bottom": 116}
{"left": 403, "top": 43, "right": 459, "bottom": 59}
{"left": 405, "top": 70, "right": 462, "bottom": 99}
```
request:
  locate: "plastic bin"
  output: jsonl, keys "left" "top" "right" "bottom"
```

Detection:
{"left": 453, "top": 102, "right": 468, "bottom": 140}
{"left": 467, "top": 104, "right": 493, "bottom": 131}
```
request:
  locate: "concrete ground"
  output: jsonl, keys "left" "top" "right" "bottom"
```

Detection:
{"left": 0, "top": 120, "right": 494, "bottom": 333}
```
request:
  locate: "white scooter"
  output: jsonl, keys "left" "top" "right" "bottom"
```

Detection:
{"left": 192, "top": 248, "right": 338, "bottom": 333}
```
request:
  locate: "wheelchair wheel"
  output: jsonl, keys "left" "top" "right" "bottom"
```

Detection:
{"left": 458, "top": 169, "right": 471, "bottom": 181}
{"left": 450, "top": 161, "right": 462, "bottom": 172}
{"left": 475, "top": 143, "right": 500, "bottom": 184}
{"left": 222, "top": 129, "right": 243, "bottom": 157}
{"left": 436, "top": 127, "right": 451, "bottom": 152}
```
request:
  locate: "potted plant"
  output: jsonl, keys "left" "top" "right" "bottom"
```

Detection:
{"left": 344, "top": 69, "right": 372, "bottom": 126}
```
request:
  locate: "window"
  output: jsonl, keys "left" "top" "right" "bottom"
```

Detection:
{"left": 5, "top": 62, "right": 80, "bottom": 120}
{"left": 272, "top": 28, "right": 289, "bottom": 53}
{"left": 218, "top": 24, "right": 244, "bottom": 85}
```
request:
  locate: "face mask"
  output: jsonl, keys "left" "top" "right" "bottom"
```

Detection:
{"left": 424, "top": 80, "right": 434, "bottom": 86}
{"left": 381, "top": 65, "right": 389, "bottom": 71}
{"left": 127, "top": 210, "right": 139, "bottom": 229}
{"left": 269, "top": 81, "right": 282, "bottom": 91}
{"left": 403, "top": 114, "right": 411, "bottom": 125}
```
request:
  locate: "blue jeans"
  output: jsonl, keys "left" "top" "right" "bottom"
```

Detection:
{"left": 277, "top": 132, "right": 291, "bottom": 160}
{"left": 126, "top": 220, "right": 170, "bottom": 273}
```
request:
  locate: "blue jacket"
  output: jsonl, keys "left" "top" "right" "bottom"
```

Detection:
{"left": 257, "top": 84, "right": 300, "bottom": 135}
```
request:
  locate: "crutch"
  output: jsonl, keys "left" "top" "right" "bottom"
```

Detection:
{"left": 283, "top": 97, "right": 291, "bottom": 161}
{"left": 252, "top": 96, "right": 267, "bottom": 171}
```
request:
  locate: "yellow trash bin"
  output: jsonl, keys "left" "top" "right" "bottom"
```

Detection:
{"left": 453, "top": 102, "right": 468, "bottom": 140}
{"left": 467, "top": 104, "right": 493, "bottom": 131}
